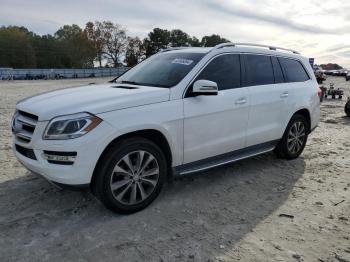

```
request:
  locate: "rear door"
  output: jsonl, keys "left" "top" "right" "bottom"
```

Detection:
{"left": 278, "top": 57, "right": 312, "bottom": 127}
{"left": 183, "top": 54, "right": 249, "bottom": 164}
{"left": 243, "top": 54, "right": 288, "bottom": 147}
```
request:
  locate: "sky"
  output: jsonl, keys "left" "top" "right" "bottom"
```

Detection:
{"left": 1, "top": 0, "right": 350, "bottom": 67}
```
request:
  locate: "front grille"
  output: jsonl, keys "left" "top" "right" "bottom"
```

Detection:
{"left": 15, "top": 144, "right": 37, "bottom": 160}
{"left": 12, "top": 110, "right": 38, "bottom": 144}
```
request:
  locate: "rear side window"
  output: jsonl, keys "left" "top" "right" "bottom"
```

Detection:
{"left": 243, "top": 54, "right": 274, "bottom": 86}
{"left": 271, "top": 57, "right": 284, "bottom": 83}
{"left": 278, "top": 57, "right": 310, "bottom": 82}
{"left": 195, "top": 54, "right": 241, "bottom": 90}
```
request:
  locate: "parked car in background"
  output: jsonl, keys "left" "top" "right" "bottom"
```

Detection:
{"left": 12, "top": 43, "right": 320, "bottom": 213}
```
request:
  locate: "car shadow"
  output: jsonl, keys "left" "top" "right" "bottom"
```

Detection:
{"left": 0, "top": 152, "right": 305, "bottom": 262}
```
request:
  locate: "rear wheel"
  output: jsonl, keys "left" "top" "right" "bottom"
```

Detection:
{"left": 93, "top": 138, "right": 167, "bottom": 214}
{"left": 274, "top": 115, "right": 308, "bottom": 159}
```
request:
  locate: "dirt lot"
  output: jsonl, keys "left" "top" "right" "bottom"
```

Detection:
{"left": 0, "top": 76, "right": 349, "bottom": 262}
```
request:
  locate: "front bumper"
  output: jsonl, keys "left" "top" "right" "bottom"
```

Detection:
{"left": 13, "top": 121, "right": 118, "bottom": 185}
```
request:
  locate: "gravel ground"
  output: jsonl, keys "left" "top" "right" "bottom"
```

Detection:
{"left": 0, "top": 76, "right": 349, "bottom": 262}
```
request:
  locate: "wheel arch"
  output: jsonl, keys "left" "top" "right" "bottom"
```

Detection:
{"left": 91, "top": 129, "right": 173, "bottom": 192}
{"left": 291, "top": 108, "right": 311, "bottom": 133}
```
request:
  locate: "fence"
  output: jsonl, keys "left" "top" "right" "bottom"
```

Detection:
{"left": 0, "top": 68, "right": 129, "bottom": 80}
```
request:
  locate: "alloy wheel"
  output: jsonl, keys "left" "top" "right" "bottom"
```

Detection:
{"left": 287, "top": 121, "right": 306, "bottom": 154}
{"left": 110, "top": 150, "right": 159, "bottom": 205}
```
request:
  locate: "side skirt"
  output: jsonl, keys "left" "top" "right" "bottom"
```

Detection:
{"left": 173, "top": 140, "right": 279, "bottom": 176}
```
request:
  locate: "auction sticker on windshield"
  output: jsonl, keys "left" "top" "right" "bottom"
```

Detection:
{"left": 172, "top": 58, "right": 193, "bottom": 66}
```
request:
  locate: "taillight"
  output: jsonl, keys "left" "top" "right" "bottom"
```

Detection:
{"left": 317, "top": 87, "right": 322, "bottom": 97}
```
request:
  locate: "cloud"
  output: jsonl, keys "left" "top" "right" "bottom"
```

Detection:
{"left": 203, "top": 1, "right": 347, "bottom": 35}
{"left": 325, "top": 44, "right": 350, "bottom": 53}
{"left": 0, "top": 0, "right": 350, "bottom": 66}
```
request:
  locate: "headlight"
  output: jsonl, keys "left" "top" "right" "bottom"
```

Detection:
{"left": 43, "top": 112, "right": 102, "bottom": 140}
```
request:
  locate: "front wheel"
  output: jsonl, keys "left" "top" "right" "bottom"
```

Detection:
{"left": 93, "top": 138, "right": 167, "bottom": 214}
{"left": 274, "top": 115, "right": 308, "bottom": 159}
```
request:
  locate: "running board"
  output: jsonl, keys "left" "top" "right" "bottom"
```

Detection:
{"left": 174, "top": 140, "right": 278, "bottom": 176}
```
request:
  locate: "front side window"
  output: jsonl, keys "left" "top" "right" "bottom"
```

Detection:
{"left": 116, "top": 52, "right": 205, "bottom": 88}
{"left": 194, "top": 54, "right": 241, "bottom": 90}
{"left": 244, "top": 54, "right": 274, "bottom": 86}
{"left": 278, "top": 57, "right": 310, "bottom": 83}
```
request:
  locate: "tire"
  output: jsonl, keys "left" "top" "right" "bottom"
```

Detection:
{"left": 93, "top": 137, "right": 167, "bottom": 214}
{"left": 274, "top": 114, "right": 309, "bottom": 160}
{"left": 345, "top": 102, "right": 350, "bottom": 117}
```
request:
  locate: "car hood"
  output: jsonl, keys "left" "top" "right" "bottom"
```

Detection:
{"left": 16, "top": 84, "right": 170, "bottom": 121}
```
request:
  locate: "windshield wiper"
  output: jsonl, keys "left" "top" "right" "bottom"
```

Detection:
{"left": 117, "top": 80, "right": 169, "bottom": 88}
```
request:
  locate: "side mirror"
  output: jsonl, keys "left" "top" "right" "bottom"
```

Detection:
{"left": 192, "top": 80, "right": 218, "bottom": 96}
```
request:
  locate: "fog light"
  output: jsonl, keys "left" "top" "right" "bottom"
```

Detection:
{"left": 42, "top": 151, "right": 77, "bottom": 165}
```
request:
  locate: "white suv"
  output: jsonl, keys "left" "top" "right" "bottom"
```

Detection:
{"left": 12, "top": 43, "right": 320, "bottom": 213}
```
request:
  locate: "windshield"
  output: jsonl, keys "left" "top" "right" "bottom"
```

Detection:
{"left": 116, "top": 52, "right": 205, "bottom": 88}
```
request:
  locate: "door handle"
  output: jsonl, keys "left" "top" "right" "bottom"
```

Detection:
{"left": 235, "top": 97, "right": 247, "bottom": 105}
{"left": 280, "top": 92, "right": 289, "bottom": 98}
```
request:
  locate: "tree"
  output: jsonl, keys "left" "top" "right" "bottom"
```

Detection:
{"left": 125, "top": 37, "right": 145, "bottom": 67}
{"left": 31, "top": 34, "right": 63, "bottom": 68}
{"left": 143, "top": 28, "right": 170, "bottom": 57}
{"left": 201, "top": 34, "right": 230, "bottom": 47}
{"left": 98, "top": 21, "right": 127, "bottom": 67}
{"left": 189, "top": 36, "right": 201, "bottom": 47}
{"left": 169, "top": 29, "right": 191, "bottom": 47}
{"left": 85, "top": 21, "right": 104, "bottom": 67}
{"left": 0, "top": 26, "right": 36, "bottom": 68}
{"left": 54, "top": 24, "right": 96, "bottom": 68}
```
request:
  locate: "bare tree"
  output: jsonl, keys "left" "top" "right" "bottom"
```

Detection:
{"left": 125, "top": 37, "right": 145, "bottom": 67}
{"left": 99, "top": 21, "right": 127, "bottom": 67}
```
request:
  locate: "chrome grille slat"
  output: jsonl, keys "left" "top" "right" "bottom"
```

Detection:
{"left": 13, "top": 111, "right": 38, "bottom": 144}
{"left": 16, "top": 131, "right": 33, "bottom": 140}
{"left": 17, "top": 115, "right": 37, "bottom": 127}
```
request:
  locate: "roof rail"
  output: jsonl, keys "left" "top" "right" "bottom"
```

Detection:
{"left": 159, "top": 47, "right": 191, "bottom": 53}
{"left": 213, "top": 42, "right": 300, "bottom": 54}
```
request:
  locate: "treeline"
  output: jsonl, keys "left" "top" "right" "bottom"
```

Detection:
{"left": 320, "top": 63, "right": 343, "bottom": 70}
{"left": 0, "top": 22, "right": 229, "bottom": 69}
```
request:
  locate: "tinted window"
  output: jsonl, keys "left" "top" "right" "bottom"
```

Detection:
{"left": 271, "top": 57, "right": 284, "bottom": 83}
{"left": 244, "top": 54, "right": 274, "bottom": 86}
{"left": 117, "top": 52, "right": 205, "bottom": 88}
{"left": 195, "top": 54, "right": 241, "bottom": 90}
{"left": 278, "top": 57, "right": 309, "bottom": 82}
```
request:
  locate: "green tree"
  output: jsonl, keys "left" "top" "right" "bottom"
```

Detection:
{"left": 169, "top": 29, "right": 191, "bottom": 47}
{"left": 85, "top": 21, "right": 104, "bottom": 67}
{"left": 189, "top": 36, "right": 201, "bottom": 47}
{"left": 125, "top": 37, "right": 145, "bottom": 67}
{"left": 0, "top": 26, "right": 36, "bottom": 68}
{"left": 143, "top": 28, "right": 170, "bottom": 57}
{"left": 54, "top": 24, "right": 96, "bottom": 68}
{"left": 31, "top": 34, "right": 64, "bottom": 68}
{"left": 201, "top": 34, "right": 230, "bottom": 47}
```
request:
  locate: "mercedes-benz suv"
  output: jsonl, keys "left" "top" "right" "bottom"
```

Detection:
{"left": 12, "top": 43, "right": 320, "bottom": 213}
